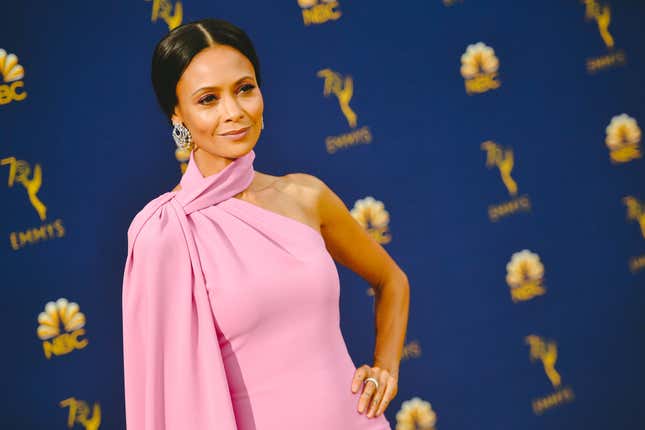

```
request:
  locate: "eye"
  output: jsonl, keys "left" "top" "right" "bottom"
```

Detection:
{"left": 199, "top": 94, "right": 217, "bottom": 104}
{"left": 239, "top": 83, "right": 255, "bottom": 93}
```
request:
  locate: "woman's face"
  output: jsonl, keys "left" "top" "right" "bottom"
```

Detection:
{"left": 172, "top": 44, "right": 263, "bottom": 160}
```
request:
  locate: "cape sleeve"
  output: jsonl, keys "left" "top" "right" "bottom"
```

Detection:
{"left": 122, "top": 198, "right": 238, "bottom": 430}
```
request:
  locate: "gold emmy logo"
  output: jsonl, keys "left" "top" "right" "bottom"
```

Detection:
{"left": 37, "top": 298, "right": 89, "bottom": 359}
{"left": 481, "top": 141, "right": 531, "bottom": 222}
{"left": 443, "top": 0, "right": 463, "bottom": 6}
{"left": 59, "top": 397, "right": 101, "bottom": 430}
{"left": 605, "top": 114, "right": 642, "bottom": 164}
{"left": 506, "top": 250, "right": 546, "bottom": 303}
{"left": 581, "top": 0, "right": 627, "bottom": 73}
{"left": 460, "top": 42, "right": 501, "bottom": 95}
{"left": 395, "top": 397, "right": 437, "bottom": 430}
{"left": 623, "top": 196, "right": 645, "bottom": 274}
{"left": 317, "top": 68, "right": 373, "bottom": 153}
{"left": 0, "top": 48, "right": 27, "bottom": 105}
{"left": 525, "top": 335, "right": 575, "bottom": 415}
{"left": 1, "top": 156, "right": 67, "bottom": 250}
{"left": 175, "top": 147, "right": 191, "bottom": 174}
{"left": 145, "top": 0, "right": 182, "bottom": 30}
{"left": 297, "top": 0, "right": 342, "bottom": 26}
{"left": 623, "top": 196, "right": 645, "bottom": 238}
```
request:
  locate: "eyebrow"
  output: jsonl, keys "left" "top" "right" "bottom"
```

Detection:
{"left": 191, "top": 76, "right": 254, "bottom": 96}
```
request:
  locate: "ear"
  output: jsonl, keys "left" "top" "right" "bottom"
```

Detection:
{"left": 171, "top": 106, "right": 182, "bottom": 125}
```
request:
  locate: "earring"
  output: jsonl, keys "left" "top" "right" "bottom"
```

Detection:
{"left": 172, "top": 122, "right": 193, "bottom": 151}
{"left": 261, "top": 116, "right": 264, "bottom": 130}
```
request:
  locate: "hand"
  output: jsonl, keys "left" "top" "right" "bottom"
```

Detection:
{"left": 351, "top": 364, "right": 398, "bottom": 418}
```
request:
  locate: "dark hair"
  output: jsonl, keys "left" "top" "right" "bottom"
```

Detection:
{"left": 151, "top": 18, "right": 262, "bottom": 126}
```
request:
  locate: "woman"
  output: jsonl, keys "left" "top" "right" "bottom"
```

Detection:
{"left": 122, "top": 18, "right": 410, "bottom": 430}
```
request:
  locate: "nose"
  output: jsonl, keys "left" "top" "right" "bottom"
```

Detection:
{"left": 221, "top": 94, "right": 244, "bottom": 122}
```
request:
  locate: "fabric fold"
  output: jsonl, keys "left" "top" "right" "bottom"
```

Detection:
{"left": 122, "top": 149, "right": 256, "bottom": 430}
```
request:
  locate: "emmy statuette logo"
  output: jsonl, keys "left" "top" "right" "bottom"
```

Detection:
{"left": 1, "top": 156, "right": 67, "bottom": 250}
{"left": 317, "top": 68, "right": 373, "bottom": 153}
{"left": 525, "top": 335, "right": 575, "bottom": 415}
{"left": 145, "top": 0, "right": 182, "bottom": 30}
{"left": 481, "top": 141, "right": 531, "bottom": 222}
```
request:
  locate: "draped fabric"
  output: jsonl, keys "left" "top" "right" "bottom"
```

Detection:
{"left": 121, "top": 149, "right": 254, "bottom": 430}
{"left": 122, "top": 148, "right": 392, "bottom": 429}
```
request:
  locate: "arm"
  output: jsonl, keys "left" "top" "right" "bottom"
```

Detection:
{"left": 313, "top": 177, "right": 410, "bottom": 377}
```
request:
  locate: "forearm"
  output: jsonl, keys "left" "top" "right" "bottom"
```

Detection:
{"left": 372, "top": 271, "right": 410, "bottom": 379}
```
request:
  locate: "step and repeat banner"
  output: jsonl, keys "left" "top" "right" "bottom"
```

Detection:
{"left": 1, "top": 0, "right": 643, "bottom": 429}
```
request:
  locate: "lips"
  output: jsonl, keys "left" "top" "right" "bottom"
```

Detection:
{"left": 219, "top": 126, "right": 250, "bottom": 136}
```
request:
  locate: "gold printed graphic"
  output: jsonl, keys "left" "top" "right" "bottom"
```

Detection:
{"left": 0, "top": 48, "right": 27, "bottom": 105}
{"left": 580, "top": 0, "right": 627, "bottom": 73}
{"left": 395, "top": 397, "right": 437, "bottom": 430}
{"left": 605, "top": 114, "right": 642, "bottom": 164}
{"left": 629, "top": 255, "right": 645, "bottom": 274}
{"left": 525, "top": 335, "right": 561, "bottom": 388}
{"left": 481, "top": 141, "right": 517, "bottom": 196}
{"left": 525, "top": 335, "right": 575, "bottom": 415}
{"left": 1, "top": 156, "right": 46, "bottom": 220}
{"left": 582, "top": 0, "right": 614, "bottom": 48}
{"left": 400, "top": 339, "right": 422, "bottom": 361}
{"left": 298, "top": 0, "right": 342, "bottom": 26}
{"left": 350, "top": 196, "right": 391, "bottom": 245}
{"left": 145, "top": 0, "right": 182, "bottom": 30}
{"left": 60, "top": 397, "right": 101, "bottom": 430}
{"left": 506, "top": 250, "right": 546, "bottom": 302}
{"left": 37, "top": 298, "right": 89, "bottom": 359}
{"left": 623, "top": 196, "right": 645, "bottom": 239}
{"left": 480, "top": 141, "right": 531, "bottom": 222}
{"left": 317, "top": 68, "right": 373, "bottom": 153}
{"left": 317, "top": 68, "right": 357, "bottom": 128}
{"left": 460, "top": 42, "right": 501, "bottom": 95}
{"left": 2, "top": 156, "right": 67, "bottom": 250}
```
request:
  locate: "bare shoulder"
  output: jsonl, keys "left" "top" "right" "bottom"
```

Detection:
{"left": 280, "top": 172, "right": 328, "bottom": 203}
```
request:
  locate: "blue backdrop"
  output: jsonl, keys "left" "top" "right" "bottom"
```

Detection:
{"left": 1, "top": 0, "right": 644, "bottom": 428}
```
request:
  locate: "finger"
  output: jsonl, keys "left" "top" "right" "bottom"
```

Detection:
{"left": 351, "top": 365, "right": 369, "bottom": 393}
{"left": 375, "top": 376, "right": 397, "bottom": 417}
{"left": 357, "top": 376, "right": 378, "bottom": 413}
{"left": 367, "top": 372, "right": 389, "bottom": 417}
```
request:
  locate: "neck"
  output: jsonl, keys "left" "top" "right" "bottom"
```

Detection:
{"left": 192, "top": 148, "right": 239, "bottom": 178}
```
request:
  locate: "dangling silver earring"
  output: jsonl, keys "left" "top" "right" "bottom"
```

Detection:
{"left": 261, "top": 116, "right": 264, "bottom": 130}
{"left": 172, "top": 122, "right": 193, "bottom": 151}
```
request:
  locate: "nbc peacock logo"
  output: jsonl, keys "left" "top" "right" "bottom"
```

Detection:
{"left": 395, "top": 397, "right": 438, "bottom": 430}
{"left": 317, "top": 68, "right": 373, "bottom": 153}
{"left": 351, "top": 196, "right": 392, "bottom": 245}
{"left": 460, "top": 42, "right": 501, "bottom": 95}
{"left": 605, "top": 114, "right": 642, "bottom": 164}
{"left": 37, "top": 298, "right": 89, "bottom": 359}
{"left": 525, "top": 335, "right": 575, "bottom": 415}
{"left": 506, "top": 250, "right": 546, "bottom": 303}
{"left": 297, "top": 0, "right": 342, "bottom": 26}
{"left": 0, "top": 48, "right": 27, "bottom": 105}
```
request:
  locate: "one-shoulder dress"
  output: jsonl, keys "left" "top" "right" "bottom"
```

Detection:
{"left": 122, "top": 148, "right": 393, "bottom": 430}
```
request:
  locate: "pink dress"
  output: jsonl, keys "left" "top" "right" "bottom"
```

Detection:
{"left": 122, "top": 148, "right": 393, "bottom": 430}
